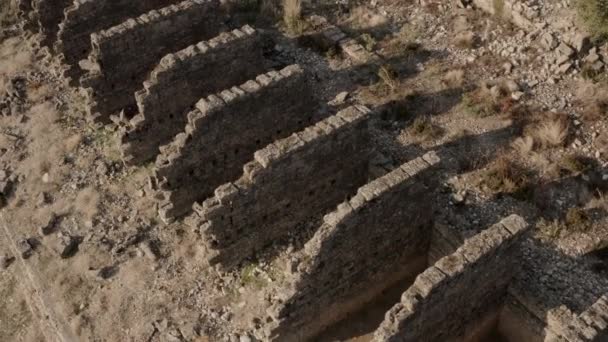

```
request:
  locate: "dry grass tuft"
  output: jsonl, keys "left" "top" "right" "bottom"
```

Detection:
{"left": 559, "top": 154, "right": 593, "bottom": 174}
{"left": 532, "top": 115, "right": 569, "bottom": 148}
{"left": 481, "top": 155, "right": 533, "bottom": 199}
{"left": 283, "top": 0, "right": 304, "bottom": 35}
{"left": 408, "top": 115, "right": 442, "bottom": 141}
{"left": 453, "top": 31, "right": 476, "bottom": 49}
{"left": 442, "top": 69, "right": 465, "bottom": 88}
{"left": 75, "top": 187, "right": 100, "bottom": 223}
{"left": 377, "top": 65, "right": 399, "bottom": 92}
{"left": 347, "top": 6, "right": 388, "bottom": 30}
{"left": 511, "top": 136, "right": 534, "bottom": 156}
{"left": 565, "top": 207, "right": 591, "bottom": 232}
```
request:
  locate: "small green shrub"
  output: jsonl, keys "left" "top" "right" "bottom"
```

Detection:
{"left": 359, "top": 33, "right": 376, "bottom": 52}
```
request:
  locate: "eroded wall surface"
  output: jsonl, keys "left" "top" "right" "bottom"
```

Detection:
{"left": 119, "top": 26, "right": 267, "bottom": 164}
{"left": 30, "top": 0, "right": 71, "bottom": 48}
{"left": 81, "top": 0, "right": 225, "bottom": 121}
{"left": 188, "top": 105, "right": 373, "bottom": 269}
{"left": 152, "top": 64, "right": 318, "bottom": 221}
{"left": 263, "top": 152, "right": 441, "bottom": 341}
{"left": 373, "top": 215, "right": 529, "bottom": 342}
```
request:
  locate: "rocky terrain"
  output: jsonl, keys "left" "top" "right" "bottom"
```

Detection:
{"left": 0, "top": 0, "right": 608, "bottom": 341}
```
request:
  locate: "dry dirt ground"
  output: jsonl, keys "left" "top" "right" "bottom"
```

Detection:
{"left": 1, "top": 0, "right": 607, "bottom": 341}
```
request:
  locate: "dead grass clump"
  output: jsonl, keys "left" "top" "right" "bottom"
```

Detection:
{"left": 481, "top": 155, "right": 533, "bottom": 200}
{"left": 531, "top": 115, "right": 569, "bottom": 148}
{"left": 559, "top": 154, "right": 593, "bottom": 174}
{"left": 511, "top": 136, "right": 534, "bottom": 156}
{"left": 536, "top": 218, "right": 564, "bottom": 240}
{"left": 565, "top": 207, "right": 591, "bottom": 232}
{"left": 377, "top": 65, "right": 399, "bottom": 92}
{"left": 384, "top": 23, "right": 421, "bottom": 56}
{"left": 283, "top": 0, "right": 305, "bottom": 35}
{"left": 442, "top": 69, "right": 465, "bottom": 88}
{"left": 453, "top": 31, "right": 476, "bottom": 49}
{"left": 408, "top": 115, "right": 442, "bottom": 141}
{"left": 461, "top": 86, "right": 498, "bottom": 117}
{"left": 75, "top": 187, "right": 100, "bottom": 223}
{"left": 346, "top": 6, "right": 388, "bottom": 30}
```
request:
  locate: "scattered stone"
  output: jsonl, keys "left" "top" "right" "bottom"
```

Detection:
{"left": 16, "top": 238, "right": 34, "bottom": 259}
{"left": 50, "top": 232, "right": 81, "bottom": 258}
{"left": 39, "top": 213, "right": 58, "bottom": 236}
{"left": 511, "top": 91, "right": 524, "bottom": 100}
{"left": 0, "top": 254, "right": 14, "bottom": 270}
{"left": 97, "top": 265, "right": 119, "bottom": 279}
{"left": 540, "top": 32, "right": 557, "bottom": 50}
{"left": 329, "top": 91, "right": 349, "bottom": 106}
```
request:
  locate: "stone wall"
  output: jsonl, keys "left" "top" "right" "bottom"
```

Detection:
{"left": 31, "top": 0, "right": 71, "bottom": 48}
{"left": 373, "top": 215, "right": 529, "bottom": 342}
{"left": 188, "top": 105, "right": 373, "bottom": 269}
{"left": 55, "top": 0, "right": 184, "bottom": 84}
{"left": 501, "top": 237, "right": 608, "bottom": 342}
{"left": 80, "top": 0, "right": 225, "bottom": 122}
{"left": 119, "top": 26, "right": 267, "bottom": 164}
{"left": 153, "top": 64, "right": 318, "bottom": 222}
{"left": 262, "top": 152, "right": 441, "bottom": 341}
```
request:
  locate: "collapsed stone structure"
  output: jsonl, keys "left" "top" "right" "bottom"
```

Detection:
{"left": 15, "top": 2, "right": 608, "bottom": 341}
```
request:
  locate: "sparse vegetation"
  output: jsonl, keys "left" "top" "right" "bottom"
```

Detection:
{"left": 453, "top": 31, "right": 475, "bottom": 49}
{"left": 481, "top": 156, "right": 533, "bottom": 200}
{"left": 377, "top": 65, "right": 399, "bottom": 92}
{"left": 240, "top": 263, "right": 268, "bottom": 289}
{"left": 511, "top": 136, "right": 534, "bottom": 156}
{"left": 461, "top": 88, "right": 498, "bottom": 117}
{"left": 559, "top": 154, "right": 593, "bottom": 174}
{"left": 531, "top": 115, "right": 569, "bottom": 148}
{"left": 442, "top": 69, "right": 465, "bottom": 88}
{"left": 283, "top": 0, "right": 305, "bottom": 35}
{"left": 576, "top": 0, "right": 608, "bottom": 39}
{"left": 493, "top": 0, "right": 505, "bottom": 18}
{"left": 359, "top": 33, "right": 377, "bottom": 52}
{"left": 408, "top": 115, "right": 442, "bottom": 141}
{"left": 565, "top": 207, "right": 592, "bottom": 232}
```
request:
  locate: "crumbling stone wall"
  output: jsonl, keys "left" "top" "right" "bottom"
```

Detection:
{"left": 188, "top": 105, "right": 373, "bottom": 269}
{"left": 544, "top": 299, "right": 608, "bottom": 341}
{"left": 31, "top": 0, "right": 72, "bottom": 48}
{"left": 153, "top": 65, "right": 318, "bottom": 222}
{"left": 373, "top": 215, "right": 529, "bottom": 342}
{"left": 119, "top": 26, "right": 267, "bottom": 164}
{"left": 263, "top": 152, "right": 441, "bottom": 341}
{"left": 55, "top": 0, "right": 184, "bottom": 84}
{"left": 81, "top": 0, "right": 225, "bottom": 122}
{"left": 501, "top": 238, "right": 608, "bottom": 342}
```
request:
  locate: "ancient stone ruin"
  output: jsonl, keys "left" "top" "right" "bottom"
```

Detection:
{"left": 7, "top": 0, "right": 608, "bottom": 341}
